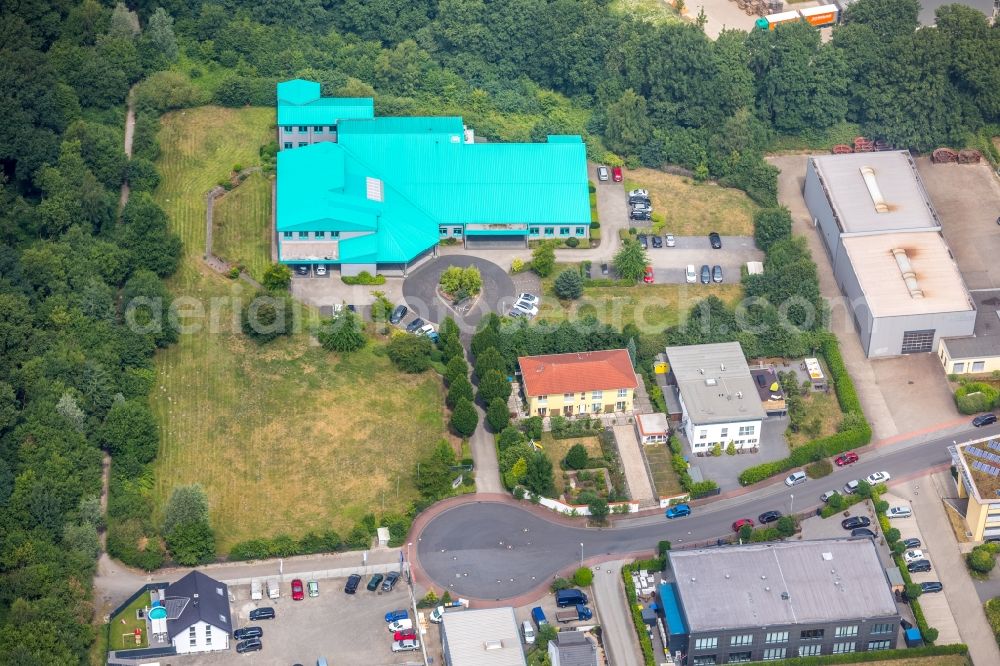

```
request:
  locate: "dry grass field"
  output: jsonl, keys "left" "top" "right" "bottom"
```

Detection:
{"left": 624, "top": 168, "right": 757, "bottom": 236}
{"left": 213, "top": 170, "right": 273, "bottom": 281}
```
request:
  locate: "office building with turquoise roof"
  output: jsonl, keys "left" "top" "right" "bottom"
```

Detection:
{"left": 275, "top": 79, "right": 591, "bottom": 275}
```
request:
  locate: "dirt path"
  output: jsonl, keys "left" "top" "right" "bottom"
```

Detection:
{"left": 117, "top": 87, "right": 137, "bottom": 213}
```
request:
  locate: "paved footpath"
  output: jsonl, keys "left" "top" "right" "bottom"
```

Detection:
{"left": 591, "top": 560, "right": 644, "bottom": 666}
{"left": 613, "top": 424, "right": 657, "bottom": 508}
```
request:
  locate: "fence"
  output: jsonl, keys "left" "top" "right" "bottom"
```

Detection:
{"left": 520, "top": 489, "right": 639, "bottom": 516}
{"left": 108, "top": 645, "right": 177, "bottom": 664}
{"left": 106, "top": 582, "right": 168, "bottom": 623}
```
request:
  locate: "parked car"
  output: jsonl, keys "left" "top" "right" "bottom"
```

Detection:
{"left": 522, "top": 620, "right": 536, "bottom": 644}
{"left": 314, "top": 265, "right": 327, "bottom": 276}
{"left": 394, "top": 629, "right": 417, "bottom": 641}
{"left": 785, "top": 471, "right": 807, "bottom": 487}
{"left": 835, "top": 452, "right": 859, "bottom": 466}
{"left": 512, "top": 301, "right": 538, "bottom": 316}
{"left": 387, "top": 619, "right": 413, "bottom": 633}
{"left": 382, "top": 571, "right": 400, "bottom": 592}
{"left": 643, "top": 266, "right": 654, "bottom": 284}
{"left": 651, "top": 235, "right": 663, "bottom": 248}
{"left": 686, "top": 265, "right": 697, "bottom": 284}
{"left": 248, "top": 608, "right": 275, "bottom": 621}
{"left": 821, "top": 490, "right": 839, "bottom": 503}
{"left": 712, "top": 265, "right": 723, "bottom": 283}
{"left": 291, "top": 579, "right": 304, "bottom": 601}
{"left": 405, "top": 318, "right": 425, "bottom": 333}
{"left": 843, "top": 479, "right": 860, "bottom": 494}
{"left": 597, "top": 166, "right": 610, "bottom": 181}
{"left": 665, "top": 234, "right": 676, "bottom": 247}
{"left": 709, "top": 232, "right": 722, "bottom": 249}
{"left": 973, "top": 413, "right": 998, "bottom": 427}
{"left": 902, "top": 538, "right": 921, "bottom": 549}
{"left": 700, "top": 264, "right": 711, "bottom": 285}
{"left": 389, "top": 305, "right": 407, "bottom": 325}
{"left": 866, "top": 471, "right": 891, "bottom": 485}
{"left": 307, "top": 580, "right": 319, "bottom": 597}
{"left": 601, "top": 263, "right": 609, "bottom": 276}
{"left": 638, "top": 234, "right": 648, "bottom": 249}
{"left": 903, "top": 549, "right": 925, "bottom": 563}
{"left": 385, "top": 609, "right": 409, "bottom": 623}
{"left": 907, "top": 559, "right": 932, "bottom": 573}
{"left": 630, "top": 210, "right": 651, "bottom": 221}
{"left": 851, "top": 528, "right": 876, "bottom": 538}
{"left": 612, "top": 166, "right": 623, "bottom": 182}
{"left": 920, "top": 581, "right": 944, "bottom": 593}
{"left": 732, "top": 518, "right": 755, "bottom": 532}
{"left": 628, "top": 188, "right": 649, "bottom": 198}
{"left": 665, "top": 504, "right": 691, "bottom": 519}
{"left": 294, "top": 265, "right": 309, "bottom": 276}
{"left": 366, "top": 574, "right": 384, "bottom": 591}
{"left": 233, "top": 627, "right": 263, "bottom": 640}
{"left": 888, "top": 505, "right": 912, "bottom": 519}
{"left": 518, "top": 293, "right": 540, "bottom": 306}
{"left": 758, "top": 510, "right": 782, "bottom": 524}
{"left": 236, "top": 638, "right": 263, "bottom": 653}
{"left": 344, "top": 574, "right": 361, "bottom": 594}
{"left": 631, "top": 202, "right": 652, "bottom": 213}
{"left": 531, "top": 606, "right": 548, "bottom": 628}
{"left": 628, "top": 194, "right": 651, "bottom": 205}
{"left": 841, "top": 516, "right": 871, "bottom": 530}
{"left": 391, "top": 639, "right": 420, "bottom": 653}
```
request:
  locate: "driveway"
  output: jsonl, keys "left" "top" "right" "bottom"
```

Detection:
{"left": 612, "top": 425, "right": 657, "bottom": 508}
{"left": 682, "top": 417, "right": 790, "bottom": 492}
{"left": 645, "top": 235, "right": 763, "bottom": 285}
{"left": 402, "top": 255, "right": 514, "bottom": 331}
{"left": 590, "top": 560, "right": 644, "bottom": 666}
{"left": 291, "top": 272, "right": 404, "bottom": 312}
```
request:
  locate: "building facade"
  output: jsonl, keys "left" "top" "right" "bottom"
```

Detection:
{"left": 951, "top": 436, "right": 1000, "bottom": 541}
{"left": 518, "top": 350, "right": 639, "bottom": 418}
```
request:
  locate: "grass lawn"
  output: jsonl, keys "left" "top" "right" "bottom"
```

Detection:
{"left": 539, "top": 263, "right": 744, "bottom": 332}
{"left": 213, "top": 171, "right": 273, "bottom": 281}
{"left": 149, "top": 107, "right": 447, "bottom": 552}
{"left": 861, "top": 658, "right": 967, "bottom": 666}
{"left": 611, "top": 0, "right": 683, "bottom": 24}
{"left": 786, "top": 390, "right": 843, "bottom": 448}
{"left": 541, "top": 433, "right": 604, "bottom": 497}
{"left": 108, "top": 591, "right": 150, "bottom": 650}
{"left": 643, "top": 443, "right": 683, "bottom": 497}
{"left": 623, "top": 168, "right": 757, "bottom": 237}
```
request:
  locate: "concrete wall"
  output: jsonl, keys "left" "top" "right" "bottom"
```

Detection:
{"left": 868, "top": 310, "right": 976, "bottom": 358}
{"left": 804, "top": 159, "right": 842, "bottom": 264}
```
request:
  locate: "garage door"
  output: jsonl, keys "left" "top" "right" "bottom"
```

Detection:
{"left": 901, "top": 330, "right": 935, "bottom": 354}
{"left": 464, "top": 235, "right": 526, "bottom": 250}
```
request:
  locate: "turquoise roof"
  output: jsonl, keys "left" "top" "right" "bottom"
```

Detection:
{"left": 276, "top": 79, "right": 374, "bottom": 126}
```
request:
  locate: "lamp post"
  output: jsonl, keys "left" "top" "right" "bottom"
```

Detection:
{"left": 580, "top": 542, "right": 584, "bottom": 568}
{"left": 406, "top": 542, "right": 412, "bottom": 583}
{"left": 790, "top": 493, "right": 795, "bottom": 516}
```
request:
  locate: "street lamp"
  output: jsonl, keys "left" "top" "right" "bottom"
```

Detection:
{"left": 406, "top": 542, "right": 412, "bottom": 583}
{"left": 790, "top": 494, "right": 795, "bottom": 515}
{"left": 580, "top": 542, "right": 584, "bottom": 568}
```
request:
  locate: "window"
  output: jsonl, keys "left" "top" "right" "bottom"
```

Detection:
{"left": 327, "top": 125, "right": 335, "bottom": 132}
{"left": 576, "top": 227, "right": 586, "bottom": 236}
{"left": 313, "top": 125, "right": 323, "bottom": 132}
{"left": 692, "top": 658, "right": 717, "bottom": 666}
{"left": 205, "top": 625, "right": 212, "bottom": 646}
{"left": 699, "top": 430, "right": 707, "bottom": 440}
{"left": 835, "top": 626, "right": 858, "bottom": 638}
{"left": 798, "top": 645, "right": 821, "bottom": 657}
{"left": 800, "top": 629, "right": 824, "bottom": 640}
{"left": 560, "top": 227, "right": 570, "bottom": 235}
{"left": 439, "top": 227, "right": 448, "bottom": 236}
{"left": 618, "top": 388, "right": 628, "bottom": 398}
{"left": 298, "top": 142, "right": 307, "bottom": 147}
{"left": 592, "top": 403, "right": 602, "bottom": 413}
{"left": 616, "top": 401, "right": 626, "bottom": 411}
{"left": 282, "top": 126, "right": 293, "bottom": 133}
{"left": 871, "top": 623, "right": 893, "bottom": 635}
{"left": 720, "top": 427, "right": 728, "bottom": 438}
{"left": 973, "top": 361, "right": 986, "bottom": 372}
{"left": 901, "top": 329, "right": 935, "bottom": 354}
{"left": 315, "top": 231, "right": 326, "bottom": 239}
{"left": 538, "top": 395, "right": 547, "bottom": 403}
{"left": 952, "top": 362, "right": 965, "bottom": 373}
{"left": 765, "top": 632, "right": 788, "bottom": 644}
{"left": 283, "top": 231, "right": 293, "bottom": 238}
{"left": 453, "top": 227, "right": 463, "bottom": 236}
{"left": 189, "top": 626, "right": 197, "bottom": 647}
{"left": 330, "top": 231, "right": 339, "bottom": 238}
{"left": 738, "top": 425, "right": 755, "bottom": 436}
{"left": 564, "top": 393, "right": 575, "bottom": 400}
{"left": 544, "top": 227, "right": 554, "bottom": 236}
{"left": 298, "top": 126, "right": 308, "bottom": 133}
{"left": 284, "top": 142, "right": 292, "bottom": 149}
{"left": 530, "top": 227, "right": 540, "bottom": 235}
{"left": 727, "top": 652, "right": 752, "bottom": 663}
{"left": 298, "top": 232, "right": 309, "bottom": 239}
{"left": 730, "top": 635, "right": 752, "bottom": 647}
{"left": 694, "top": 637, "right": 718, "bottom": 651}
{"left": 579, "top": 393, "right": 586, "bottom": 401}
{"left": 592, "top": 390, "right": 603, "bottom": 400}
{"left": 537, "top": 407, "right": 547, "bottom": 416}
{"left": 867, "top": 641, "right": 891, "bottom": 651}
{"left": 832, "top": 642, "right": 856, "bottom": 654}
{"left": 762, "top": 648, "right": 786, "bottom": 661}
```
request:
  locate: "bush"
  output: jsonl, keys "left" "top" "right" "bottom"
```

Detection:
{"left": 486, "top": 398, "right": 510, "bottom": 432}
{"left": 588, "top": 497, "right": 610, "bottom": 524}
{"left": 532, "top": 242, "right": 556, "bottom": 277}
{"left": 565, "top": 236, "right": 580, "bottom": 248}
{"left": 554, "top": 269, "right": 584, "bottom": 299}
{"left": 439, "top": 266, "right": 482, "bottom": 296}
{"left": 967, "top": 545, "right": 997, "bottom": 574}
{"left": 564, "top": 443, "right": 589, "bottom": 470}
{"left": 341, "top": 271, "right": 385, "bottom": 285}
{"left": 387, "top": 333, "right": 433, "bottom": 373}
{"left": 985, "top": 597, "right": 1000, "bottom": 643}
{"left": 551, "top": 577, "right": 572, "bottom": 592}
{"left": 805, "top": 459, "right": 833, "bottom": 478}
{"left": 574, "top": 567, "right": 593, "bottom": 587}
{"left": 511, "top": 258, "right": 524, "bottom": 273}
{"left": 776, "top": 515, "right": 796, "bottom": 537}
{"left": 658, "top": 540, "right": 672, "bottom": 556}
{"left": 753, "top": 207, "right": 793, "bottom": 252}
{"left": 955, "top": 382, "right": 1000, "bottom": 414}
{"left": 451, "top": 398, "right": 479, "bottom": 437}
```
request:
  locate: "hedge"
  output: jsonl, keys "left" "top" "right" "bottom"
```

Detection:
{"left": 669, "top": 435, "right": 719, "bottom": 496}
{"left": 342, "top": 270, "right": 386, "bottom": 285}
{"left": 622, "top": 560, "right": 659, "bottom": 666}
{"left": 955, "top": 381, "right": 999, "bottom": 415}
{"left": 769, "top": 644, "right": 966, "bottom": 665}
{"left": 985, "top": 597, "right": 1000, "bottom": 646}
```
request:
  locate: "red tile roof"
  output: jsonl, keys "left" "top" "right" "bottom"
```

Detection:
{"left": 518, "top": 350, "right": 638, "bottom": 397}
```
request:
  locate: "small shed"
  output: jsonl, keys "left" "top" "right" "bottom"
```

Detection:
{"left": 746, "top": 261, "right": 764, "bottom": 276}
{"left": 376, "top": 527, "right": 390, "bottom": 547}
{"left": 803, "top": 357, "right": 828, "bottom": 391}
{"left": 884, "top": 566, "right": 904, "bottom": 597}
{"left": 904, "top": 627, "right": 922, "bottom": 647}
{"left": 636, "top": 413, "right": 669, "bottom": 444}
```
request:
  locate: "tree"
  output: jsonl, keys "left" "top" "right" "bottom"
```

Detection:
{"left": 262, "top": 263, "right": 292, "bottom": 291}
{"left": 574, "top": 567, "right": 594, "bottom": 586}
{"left": 143, "top": 8, "right": 178, "bottom": 62}
{"left": 613, "top": 238, "right": 648, "bottom": 283}
{"left": 587, "top": 497, "right": 610, "bottom": 524}
{"left": 605, "top": 89, "right": 653, "bottom": 155}
{"left": 167, "top": 520, "right": 216, "bottom": 566}
{"left": 478, "top": 369, "right": 511, "bottom": 404}
{"left": 843, "top": 0, "right": 920, "bottom": 42}
{"left": 446, "top": 374, "right": 474, "bottom": 409}
{"left": 415, "top": 440, "right": 457, "bottom": 499}
{"left": 505, "top": 457, "right": 529, "bottom": 489}
{"left": 532, "top": 242, "right": 556, "bottom": 277}
{"left": 125, "top": 157, "right": 159, "bottom": 192}
{"left": 776, "top": 516, "right": 796, "bottom": 537}
{"left": 753, "top": 207, "right": 792, "bottom": 252}
{"left": 162, "top": 484, "right": 210, "bottom": 536}
{"left": 967, "top": 546, "right": 996, "bottom": 574}
{"left": 445, "top": 355, "right": 469, "bottom": 386}
{"left": 564, "top": 444, "right": 589, "bottom": 470}
{"left": 451, "top": 398, "right": 479, "bottom": 437}
{"left": 475, "top": 346, "right": 504, "bottom": 379}
{"left": 317, "top": 310, "right": 366, "bottom": 352}
{"left": 56, "top": 392, "right": 86, "bottom": 432}
{"left": 241, "top": 293, "right": 294, "bottom": 344}
{"left": 486, "top": 398, "right": 510, "bottom": 432}
{"left": 100, "top": 400, "right": 158, "bottom": 469}
{"left": 108, "top": 2, "right": 140, "bottom": 39}
{"left": 524, "top": 452, "right": 555, "bottom": 496}
{"left": 118, "top": 193, "right": 181, "bottom": 277}
{"left": 522, "top": 416, "right": 543, "bottom": 440}
{"left": 739, "top": 523, "right": 753, "bottom": 541}
{"left": 387, "top": 333, "right": 433, "bottom": 373}
{"left": 554, "top": 269, "right": 584, "bottom": 299}
{"left": 498, "top": 426, "right": 525, "bottom": 451}
{"left": 903, "top": 583, "right": 922, "bottom": 601}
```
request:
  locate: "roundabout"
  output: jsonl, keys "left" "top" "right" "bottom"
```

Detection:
{"left": 402, "top": 255, "right": 515, "bottom": 330}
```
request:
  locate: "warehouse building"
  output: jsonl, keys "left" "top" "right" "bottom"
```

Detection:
{"left": 660, "top": 539, "right": 901, "bottom": 664}
{"left": 441, "top": 607, "right": 526, "bottom": 666}
{"left": 804, "top": 151, "right": 975, "bottom": 357}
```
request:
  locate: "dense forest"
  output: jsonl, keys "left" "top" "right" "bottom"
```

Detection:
{"left": 0, "top": 0, "right": 998, "bottom": 662}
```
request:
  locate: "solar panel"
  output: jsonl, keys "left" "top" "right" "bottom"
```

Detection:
{"left": 989, "top": 466, "right": 1000, "bottom": 478}
{"left": 988, "top": 440, "right": 1000, "bottom": 452}
{"left": 972, "top": 461, "right": 984, "bottom": 472}
{"left": 967, "top": 447, "right": 983, "bottom": 458}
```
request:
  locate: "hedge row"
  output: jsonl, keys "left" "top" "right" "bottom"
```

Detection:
{"left": 342, "top": 270, "right": 386, "bottom": 285}
{"left": 875, "top": 497, "right": 937, "bottom": 644}
{"left": 622, "top": 558, "right": 666, "bottom": 666}
{"left": 772, "top": 643, "right": 966, "bottom": 665}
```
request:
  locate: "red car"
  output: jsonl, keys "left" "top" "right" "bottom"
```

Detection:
{"left": 612, "top": 166, "right": 623, "bottom": 182}
{"left": 394, "top": 629, "right": 417, "bottom": 641}
{"left": 643, "top": 266, "right": 654, "bottom": 283}
{"left": 835, "top": 452, "right": 859, "bottom": 466}
{"left": 732, "top": 518, "right": 755, "bottom": 532}
{"left": 291, "top": 578, "right": 304, "bottom": 601}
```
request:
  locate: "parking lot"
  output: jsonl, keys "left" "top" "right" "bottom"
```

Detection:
{"left": 178, "top": 575, "right": 436, "bottom": 666}
{"left": 637, "top": 234, "right": 764, "bottom": 285}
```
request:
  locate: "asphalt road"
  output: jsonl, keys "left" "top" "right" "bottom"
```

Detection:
{"left": 417, "top": 422, "right": 1000, "bottom": 600}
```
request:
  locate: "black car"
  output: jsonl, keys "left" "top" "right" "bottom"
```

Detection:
{"left": 709, "top": 232, "right": 722, "bottom": 249}
{"left": 907, "top": 559, "right": 932, "bottom": 573}
{"left": 236, "top": 638, "right": 263, "bottom": 653}
{"left": 248, "top": 608, "right": 275, "bottom": 621}
{"left": 389, "top": 305, "right": 407, "bottom": 325}
{"left": 382, "top": 571, "right": 401, "bottom": 592}
{"left": 294, "top": 265, "right": 309, "bottom": 276}
{"left": 651, "top": 235, "right": 663, "bottom": 248}
{"left": 638, "top": 234, "right": 648, "bottom": 248}
{"left": 601, "top": 263, "right": 609, "bottom": 276}
{"left": 712, "top": 265, "right": 723, "bottom": 283}
{"left": 902, "top": 537, "right": 921, "bottom": 549}
{"left": 851, "top": 528, "right": 876, "bottom": 538}
{"left": 366, "top": 573, "right": 384, "bottom": 591}
{"left": 405, "top": 317, "right": 425, "bottom": 333}
{"left": 700, "top": 264, "right": 711, "bottom": 285}
{"left": 920, "top": 581, "right": 944, "bottom": 593}
{"left": 758, "top": 510, "right": 782, "bottom": 524}
{"left": 841, "top": 516, "right": 871, "bottom": 530}
{"left": 973, "top": 413, "right": 998, "bottom": 427}
{"left": 344, "top": 573, "right": 361, "bottom": 594}
{"left": 630, "top": 210, "right": 651, "bottom": 221}
{"left": 234, "top": 626, "right": 263, "bottom": 640}
{"left": 628, "top": 195, "right": 650, "bottom": 205}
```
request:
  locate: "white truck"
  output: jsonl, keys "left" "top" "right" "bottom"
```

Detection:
{"left": 266, "top": 577, "right": 280, "bottom": 599}
{"left": 250, "top": 579, "right": 263, "bottom": 601}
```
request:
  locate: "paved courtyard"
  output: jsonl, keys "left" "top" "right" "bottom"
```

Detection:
{"left": 403, "top": 255, "right": 514, "bottom": 331}
{"left": 612, "top": 425, "right": 657, "bottom": 507}
{"left": 681, "top": 416, "right": 790, "bottom": 492}
{"left": 646, "top": 235, "right": 764, "bottom": 285}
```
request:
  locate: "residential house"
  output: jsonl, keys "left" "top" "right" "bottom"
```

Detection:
{"left": 161, "top": 571, "right": 232, "bottom": 655}
{"left": 548, "top": 631, "right": 599, "bottom": 666}
{"left": 937, "top": 290, "right": 1000, "bottom": 376}
{"left": 518, "top": 350, "right": 640, "bottom": 418}
{"left": 636, "top": 412, "right": 669, "bottom": 444}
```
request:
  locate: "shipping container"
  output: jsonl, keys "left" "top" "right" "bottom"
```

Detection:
{"left": 800, "top": 4, "right": 839, "bottom": 27}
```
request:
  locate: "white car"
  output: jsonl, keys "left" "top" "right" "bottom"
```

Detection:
{"left": 597, "top": 166, "right": 609, "bottom": 181}
{"left": 517, "top": 293, "right": 540, "bottom": 306}
{"left": 387, "top": 619, "right": 412, "bottom": 633}
{"left": 888, "top": 505, "right": 912, "bottom": 519}
{"left": 522, "top": 620, "right": 535, "bottom": 644}
{"left": 665, "top": 234, "right": 676, "bottom": 247}
{"left": 866, "top": 471, "right": 891, "bottom": 486}
{"left": 418, "top": 323, "right": 435, "bottom": 336}
{"left": 903, "top": 549, "right": 925, "bottom": 563}
{"left": 391, "top": 639, "right": 420, "bottom": 653}
{"left": 513, "top": 302, "right": 539, "bottom": 316}
{"left": 629, "top": 188, "right": 649, "bottom": 198}
{"left": 685, "top": 264, "right": 697, "bottom": 284}
{"left": 430, "top": 606, "right": 444, "bottom": 624}
{"left": 315, "top": 265, "right": 327, "bottom": 276}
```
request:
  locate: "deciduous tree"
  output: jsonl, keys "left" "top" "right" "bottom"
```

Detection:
{"left": 612, "top": 238, "right": 648, "bottom": 283}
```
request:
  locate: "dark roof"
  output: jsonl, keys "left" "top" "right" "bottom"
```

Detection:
{"left": 164, "top": 571, "right": 232, "bottom": 639}
{"left": 749, "top": 368, "right": 784, "bottom": 403}
{"left": 942, "top": 290, "right": 1000, "bottom": 360}
{"left": 552, "top": 631, "right": 598, "bottom": 666}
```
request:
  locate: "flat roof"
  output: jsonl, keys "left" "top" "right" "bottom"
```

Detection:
{"left": 954, "top": 436, "right": 1000, "bottom": 504}
{"left": 442, "top": 607, "right": 526, "bottom": 666}
{"left": 811, "top": 151, "right": 940, "bottom": 234}
{"left": 669, "top": 539, "right": 898, "bottom": 632}
{"left": 637, "top": 412, "right": 669, "bottom": 436}
{"left": 841, "top": 232, "right": 973, "bottom": 318}
{"left": 664, "top": 343, "right": 766, "bottom": 425}
{"left": 942, "top": 290, "right": 1000, "bottom": 360}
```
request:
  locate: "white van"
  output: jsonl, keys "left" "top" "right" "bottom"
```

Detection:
{"left": 522, "top": 620, "right": 536, "bottom": 644}
{"left": 686, "top": 265, "right": 697, "bottom": 284}
{"left": 250, "top": 579, "right": 262, "bottom": 601}
{"left": 266, "top": 577, "right": 280, "bottom": 599}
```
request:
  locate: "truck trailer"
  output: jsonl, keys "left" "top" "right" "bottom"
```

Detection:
{"left": 555, "top": 605, "right": 593, "bottom": 623}
{"left": 755, "top": 5, "right": 840, "bottom": 30}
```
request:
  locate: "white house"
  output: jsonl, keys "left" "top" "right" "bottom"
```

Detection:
{"left": 664, "top": 342, "right": 766, "bottom": 453}
{"left": 636, "top": 412, "right": 669, "bottom": 444}
{"left": 160, "top": 571, "right": 232, "bottom": 654}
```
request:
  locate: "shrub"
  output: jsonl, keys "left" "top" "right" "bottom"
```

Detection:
{"left": 554, "top": 269, "right": 584, "bottom": 299}
{"left": 658, "top": 540, "right": 672, "bottom": 556}
{"left": 565, "top": 236, "right": 580, "bottom": 248}
{"left": 955, "top": 382, "right": 999, "bottom": 414}
{"left": 439, "top": 265, "right": 483, "bottom": 296}
{"left": 753, "top": 207, "right": 793, "bottom": 251}
{"left": 574, "top": 567, "right": 594, "bottom": 587}
{"left": 532, "top": 242, "right": 556, "bottom": 277}
{"left": 564, "top": 443, "right": 590, "bottom": 470}
{"left": 805, "top": 459, "right": 833, "bottom": 478}
{"left": 967, "top": 545, "right": 997, "bottom": 574}
{"left": 261, "top": 263, "right": 292, "bottom": 291}
{"left": 590, "top": 221, "right": 600, "bottom": 229}
{"left": 588, "top": 497, "right": 610, "bottom": 524}
{"left": 387, "top": 333, "right": 433, "bottom": 373}
{"left": 342, "top": 271, "right": 385, "bottom": 285}
{"left": 511, "top": 258, "right": 524, "bottom": 273}
{"left": 776, "top": 516, "right": 796, "bottom": 537}
{"left": 451, "top": 398, "right": 479, "bottom": 437}
{"left": 486, "top": 398, "right": 510, "bottom": 432}
{"left": 551, "top": 577, "right": 572, "bottom": 592}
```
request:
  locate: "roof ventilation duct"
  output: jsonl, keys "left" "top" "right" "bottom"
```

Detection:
{"left": 859, "top": 167, "right": 889, "bottom": 213}
{"left": 891, "top": 248, "right": 924, "bottom": 299}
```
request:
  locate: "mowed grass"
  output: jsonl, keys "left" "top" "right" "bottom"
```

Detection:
{"left": 611, "top": 0, "right": 683, "bottom": 24}
{"left": 643, "top": 443, "right": 683, "bottom": 497}
{"left": 539, "top": 264, "right": 744, "bottom": 333}
{"left": 108, "top": 591, "right": 150, "bottom": 650}
{"left": 213, "top": 171, "right": 273, "bottom": 281}
{"left": 150, "top": 107, "right": 446, "bottom": 551}
{"left": 624, "top": 168, "right": 757, "bottom": 236}
{"left": 541, "top": 434, "right": 604, "bottom": 497}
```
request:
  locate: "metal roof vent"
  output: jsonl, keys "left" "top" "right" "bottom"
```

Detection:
{"left": 484, "top": 640, "right": 503, "bottom": 650}
{"left": 822, "top": 552, "right": 834, "bottom": 561}
{"left": 891, "top": 248, "right": 924, "bottom": 299}
{"left": 860, "top": 166, "right": 889, "bottom": 213}
{"left": 705, "top": 378, "right": 718, "bottom": 386}
{"left": 720, "top": 363, "right": 726, "bottom": 371}
{"left": 781, "top": 591, "right": 790, "bottom": 600}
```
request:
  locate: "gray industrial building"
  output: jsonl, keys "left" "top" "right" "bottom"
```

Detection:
{"left": 660, "top": 539, "right": 901, "bottom": 665}
{"left": 804, "top": 151, "right": 975, "bottom": 357}
{"left": 441, "top": 607, "right": 526, "bottom": 666}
